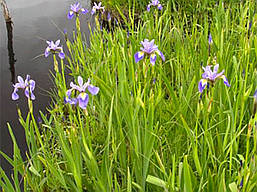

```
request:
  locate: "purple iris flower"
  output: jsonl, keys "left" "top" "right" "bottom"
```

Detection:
{"left": 65, "top": 76, "right": 99, "bottom": 109}
{"left": 91, "top": 2, "right": 105, "bottom": 15}
{"left": 134, "top": 39, "right": 165, "bottom": 65}
{"left": 67, "top": 2, "right": 88, "bottom": 19}
{"left": 208, "top": 33, "right": 213, "bottom": 44}
{"left": 198, "top": 64, "right": 230, "bottom": 93}
{"left": 12, "top": 75, "right": 36, "bottom": 100}
{"left": 147, "top": 0, "right": 163, "bottom": 12}
{"left": 44, "top": 40, "right": 65, "bottom": 59}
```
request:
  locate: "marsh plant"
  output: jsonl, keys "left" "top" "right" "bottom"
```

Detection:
{"left": 1, "top": 1, "right": 257, "bottom": 192}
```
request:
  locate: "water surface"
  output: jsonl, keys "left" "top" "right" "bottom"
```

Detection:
{"left": 0, "top": 0, "right": 91, "bottom": 177}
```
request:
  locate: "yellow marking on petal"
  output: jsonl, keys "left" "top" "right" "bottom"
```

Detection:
{"left": 69, "top": 11, "right": 73, "bottom": 15}
{"left": 138, "top": 51, "right": 144, "bottom": 57}
{"left": 221, "top": 75, "right": 226, "bottom": 80}
{"left": 80, "top": 92, "right": 87, "bottom": 100}
{"left": 150, "top": 53, "right": 156, "bottom": 59}
{"left": 202, "top": 79, "right": 207, "bottom": 84}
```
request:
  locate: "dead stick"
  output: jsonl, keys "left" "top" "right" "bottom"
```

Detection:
{"left": 1, "top": 0, "right": 12, "bottom": 22}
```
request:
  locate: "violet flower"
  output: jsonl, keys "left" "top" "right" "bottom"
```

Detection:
{"left": 147, "top": 0, "right": 163, "bottom": 12}
{"left": 12, "top": 75, "right": 36, "bottom": 100}
{"left": 91, "top": 2, "right": 105, "bottom": 15}
{"left": 65, "top": 76, "right": 99, "bottom": 109}
{"left": 208, "top": 33, "right": 213, "bottom": 44}
{"left": 198, "top": 64, "right": 230, "bottom": 93}
{"left": 134, "top": 39, "right": 165, "bottom": 65}
{"left": 44, "top": 40, "right": 65, "bottom": 59}
{"left": 67, "top": 2, "right": 88, "bottom": 19}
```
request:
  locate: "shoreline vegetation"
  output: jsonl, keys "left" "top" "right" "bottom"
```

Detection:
{"left": 1, "top": 0, "right": 257, "bottom": 191}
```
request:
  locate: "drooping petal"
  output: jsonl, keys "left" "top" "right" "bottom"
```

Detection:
{"left": 78, "top": 92, "right": 89, "bottom": 109}
{"left": 157, "top": 4, "right": 163, "bottom": 10}
{"left": 66, "top": 88, "right": 73, "bottom": 98}
{"left": 29, "top": 80, "right": 36, "bottom": 91}
{"left": 67, "top": 11, "right": 74, "bottom": 19}
{"left": 70, "top": 98, "right": 77, "bottom": 105}
{"left": 150, "top": 53, "right": 157, "bottom": 66}
{"left": 24, "top": 87, "right": 30, "bottom": 99}
{"left": 65, "top": 96, "right": 77, "bottom": 105}
{"left": 30, "top": 91, "right": 36, "bottom": 100}
{"left": 198, "top": 79, "right": 208, "bottom": 93}
{"left": 81, "top": 8, "right": 88, "bottom": 14}
{"left": 12, "top": 88, "right": 19, "bottom": 100}
{"left": 88, "top": 85, "right": 99, "bottom": 95}
{"left": 44, "top": 47, "right": 50, "bottom": 57}
{"left": 221, "top": 75, "right": 230, "bottom": 87}
{"left": 91, "top": 8, "right": 96, "bottom": 15}
{"left": 147, "top": 4, "right": 151, "bottom": 11}
{"left": 156, "top": 49, "right": 165, "bottom": 61}
{"left": 58, "top": 52, "right": 65, "bottom": 59}
{"left": 215, "top": 70, "right": 224, "bottom": 79}
{"left": 134, "top": 51, "right": 145, "bottom": 63}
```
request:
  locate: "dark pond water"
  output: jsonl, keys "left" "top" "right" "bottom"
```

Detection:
{"left": 0, "top": 0, "right": 92, "bottom": 177}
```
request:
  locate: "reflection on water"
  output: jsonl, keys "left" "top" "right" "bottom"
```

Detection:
{"left": 0, "top": 0, "right": 92, "bottom": 178}
{"left": 6, "top": 20, "right": 16, "bottom": 83}
{"left": 1, "top": 0, "right": 16, "bottom": 83}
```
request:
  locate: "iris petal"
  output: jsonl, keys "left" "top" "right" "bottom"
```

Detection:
{"left": 198, "top": 79, "right": 207, "bottom": 93}
{"left": 81, "top": 8, "right": 88, "bottom": 14}
{"left": 55, "top": 40, "right": 60, "bottom": 46}
{"left": 24, "top": 87, "right": 30, "bottom": 99}
{"left": 67, "top": 11, "right": 74, "bottom": 19}
{"left": 134, "top": 51, "right": 145, "bottom": 63}
{"left": 88, "top": 85, "right": 99, "bottom": 95}
{"left": 157, "top": 4, "right": 163, "bottom": 10}
{"left": 30, "top": 91, "right": 36, "bottom": 100}
{"left": 17, "top": 76, "right": 24, "bottom": 84}
{"left": 12, "top": 89, "right": 19, "bottom": 100}
{"left": 156, "top": 50, "right": 165, "bottom": 61}
{"left": 221, "top": 75, "right": 230, "bottom": 87}
{"left": 44, "top": 47, "right": 50, "bottom": 57}
{"left": 150, "top": 53, "right": 157, "bottom": 66}
{"left": 58, "top": 52, "right": 65, "bottom": 59}
{"left": 91, "top": 8, "right": 96, "bottom": 15}
{"left": 213, "top": 64, "right": 219, "bottom": 73}
{"left": 29, "top": 80, "right": 36, "bottom": 91}
{"left": 147, "top": 4, "right": 151, "bottom": 11}
{"left": 78, "top": 93, "right": 89, "bottom": 109}
{"left": 78, "top": 76, "right": 84, "bottom": 87}
{"left": 66, "top": 89, "right": 73, "bottom": 97}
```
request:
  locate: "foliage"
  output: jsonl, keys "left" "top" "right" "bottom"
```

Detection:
{"left": 1, "top": 0, "right": 257, "bottom": 191}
